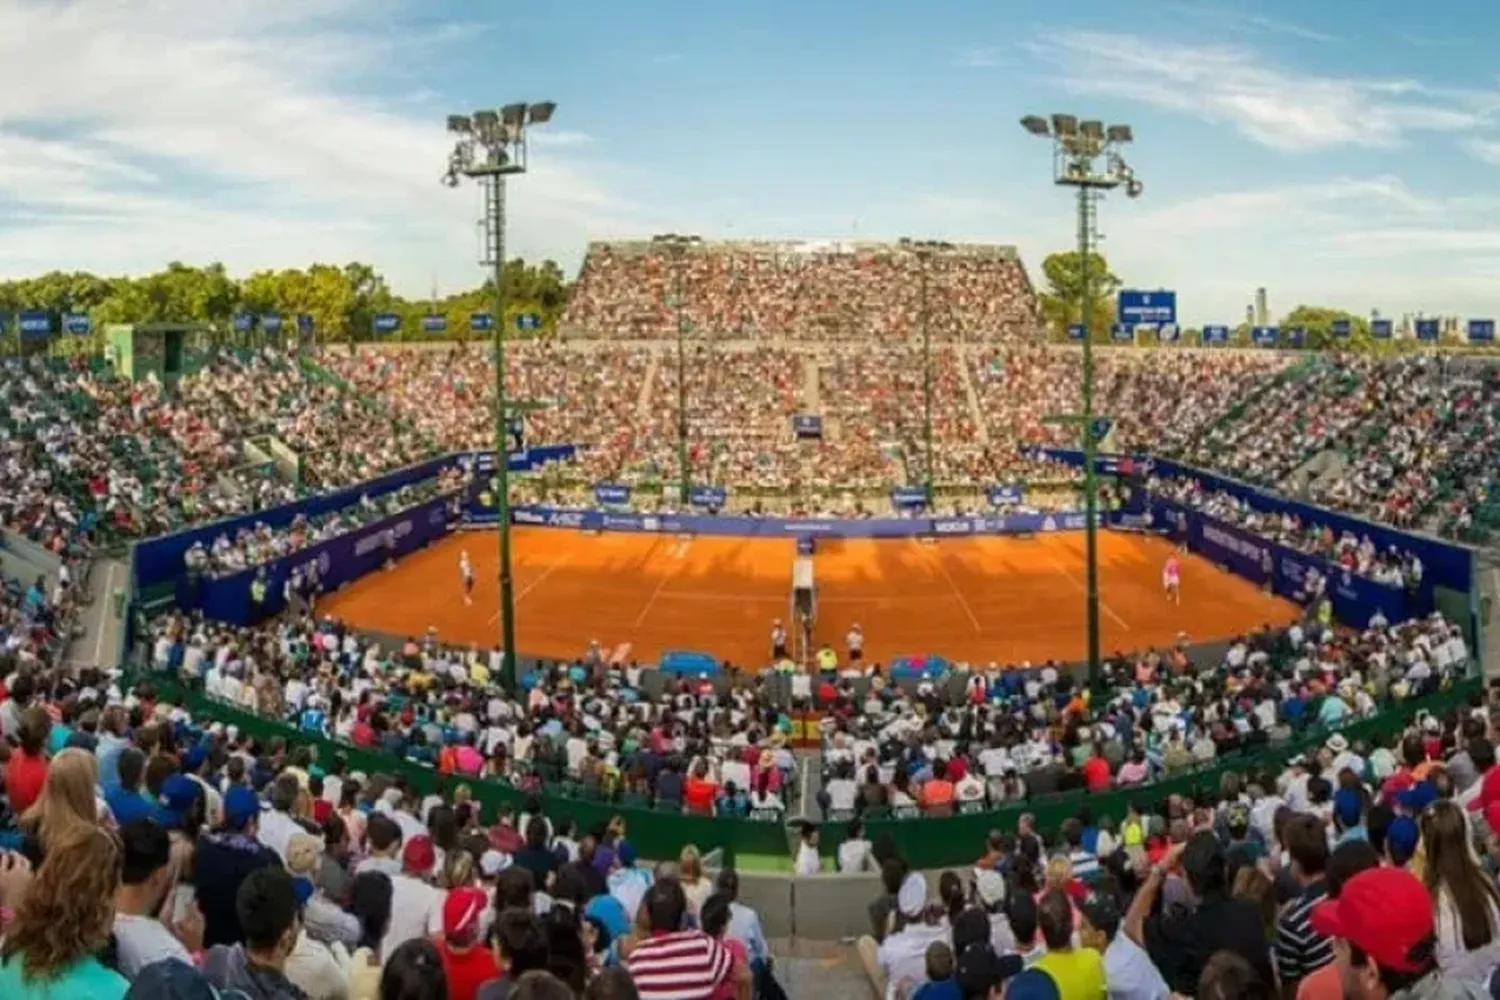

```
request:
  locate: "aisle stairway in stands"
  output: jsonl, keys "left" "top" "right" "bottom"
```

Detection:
{"left": 957, "top": 345, "right": 990, "bottom": 445}
{"left": 802, "top": 354, "right": 820, "bottom": 412}
{"left": 636, "top": 350, "right": 660, "bottom": 419}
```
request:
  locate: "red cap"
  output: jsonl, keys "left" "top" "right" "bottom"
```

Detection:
{"left": 402, "top": 835, "right": 436, "bottom": 875}
{"left": 1310, "top": 868, "right": 1434, "bottom": 974}
{"left": 1468, "top": 767, "right": 1500, "bottom": 812}
{"left": 442, "top": 887, "right": 488, "bottom": 941}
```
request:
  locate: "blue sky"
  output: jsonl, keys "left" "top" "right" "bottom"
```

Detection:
{"left": 3, "top": 0, "right": 1500, "bottom": 323}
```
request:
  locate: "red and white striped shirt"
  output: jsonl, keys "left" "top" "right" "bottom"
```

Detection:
{"left": 625, "top": 929, "right": 733, "bottom": 1000}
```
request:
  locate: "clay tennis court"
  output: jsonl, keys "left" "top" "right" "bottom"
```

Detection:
{"left": 319, "top": 527, "right": 1300, "bottom": 668}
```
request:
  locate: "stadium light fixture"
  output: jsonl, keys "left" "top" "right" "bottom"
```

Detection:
{"left": 441, "top": 100, "right": 557, "bottom": 692}
{"left": 1020, "top": 115, "right": 1051, "bottom": 137}
{"left": 1021, "top": 111, "right": 1143, "bottom": 690}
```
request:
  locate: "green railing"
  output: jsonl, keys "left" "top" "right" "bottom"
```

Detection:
{"left": 149, "top": 676, "right": 1480, "bottom": 870}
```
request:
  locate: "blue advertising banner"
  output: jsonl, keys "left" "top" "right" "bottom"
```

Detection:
{"left": 1372, "top": 319, "right": 1393, "bottom": 340}
{"left": 1039, "top": 448, "right": 1470, "bottom": 596}
{"left": 233, "top": 313, "right": 253, "bottom": 333}
{"left": 1067, "top": 323, "right": 1085, "bottom": 341}
{"left": 470, "top": 312, "right": 495, "bottom": 332}
{"left": 499, "top": 506, "right": 1090, "bottom": 539}
{"left": 372, "top": 313, "right": 401, "bottom": 335}
{"left": 988, "top": 484, "right": 1025, "bottom": 506}
{"left": 1285, "top": 327, "right": 1306, "bottom": 349}
{"left": 688, "top": 485, "right": 728, "bottom": 508}
{"left": 792, "top": 414, "right": 823, "bottom": 439}
{"left": 516, "top": 313, "right": 541, "bottom": 331}
{"left": 1145, "top": 497, "right": 1414, "bottom": 627}
{"left": 422, "top": 314, "right": 448, "bottom": 333}
{"left": 18, "top": 311, "right": 51, "bottom": 339}
{"left": 64, "top": 313, "right": 91, "bottom": 336}
{"left": 134, "top": 453, "right": 466, "bottom": 594}
{"left": 891, "top": 485, "right": 929, "bottom": 507}
{"left": 180, "top": 495, "right": 457, "bottom": 626}
{"left": 1415, "top": 319, "right": 1440, "bottom": 342}
{"left": 1111, "top": 324, "right": 1133, "bottom": 343}
{"left": 261, "top": 314, "right": 283, "bottom": 334}
{"left": 1252, "top": 326, "right": 1279, "bottom": 347}
{"left": 1469, "top": 319, "right": 1495, "bottom": 343}
{"left": 594, "top": 483, "right": 630, "bottom": 505}
{"left": 1117, "top": 289, "right": 1177, "bottom": 326}
{"left": 1202, "top": 325, "right": 1230, "bottom": 346}
{"left": 1331, "top": 318, "right": 1351, "bottom": 339}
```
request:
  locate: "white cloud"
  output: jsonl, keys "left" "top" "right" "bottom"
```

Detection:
{"left": 954, "top": 47, "right": 1004, "bottom": 69}
{"left": 0, "top": 0, "right": 628, "bottom": 289}
{"left": 1028, "top": 31, "right": 1499, "bottom": 151}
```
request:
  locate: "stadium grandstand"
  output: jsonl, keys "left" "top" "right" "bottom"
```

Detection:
{"left": 2, "top": 232, "right": 1500, "bottom": 1000}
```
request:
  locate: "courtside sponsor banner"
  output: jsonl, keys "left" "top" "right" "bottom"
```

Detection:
{"left": 504, "top": 507, "right": 1085, "bottom": 539}
{"left": 183, "top": 495, "right": 453, "bottom": 626}
{"left": 932, "top": 518, "right": 974, "bottom": 535}
{"left": 594, "top": 483, "right": 630, "bottom": 505}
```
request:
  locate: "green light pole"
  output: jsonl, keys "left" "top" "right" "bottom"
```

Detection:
{"left": 903, "top": 239, "right": 955, "bottom": 500}
{"left": 1022, "top": 114, "right": 1142, "bottom": 687}
{"left": 444, "top": 101, "right": 556, "bottom": 691}
{"left": 653, "top": 233, "right": 701, "bottom": 506}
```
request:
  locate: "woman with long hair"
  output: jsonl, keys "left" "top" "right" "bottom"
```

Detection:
{"left": 1420, "top": 800, "right": 1500, "bottom": 987}
{"left": 17, "top": 748, "right": 101, "bottom": 866}
{"left": 0, "top": 825, "right": 127, "bottom": 999}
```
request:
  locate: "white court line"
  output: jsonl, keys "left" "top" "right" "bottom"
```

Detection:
{"left": 1044, "top": 551, "right": 1131, "bottom": 631}
{"left": 912, "top": 539, "right": 983, "bottom": 633}
{"left": 633, "top": 538, "right": 690, "bottom": 627}
{"left": 488, "top": 554, "right": 573, "bottom": 625}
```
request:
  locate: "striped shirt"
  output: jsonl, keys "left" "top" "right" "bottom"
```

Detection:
{"left": 626, "top": 930, "right": 734, "bottom": 1000}
{"left": 1273, "top": 879, "right": 1332, "bottom": 986}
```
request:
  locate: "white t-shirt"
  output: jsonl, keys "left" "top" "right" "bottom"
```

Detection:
{"left": 878, "top": 924, "right": 950, "bottom": 1000}
{"left": 112, "top": 913, "right": 193, "bottom": 978}
{"left": 837, "top": 838, "right": 875, "bottom": 874}
{"left": 382, "top": 874, "right": 441, "bottom": 958}
{"left": 795, "top": 842, "right": 820, "bottom": 876}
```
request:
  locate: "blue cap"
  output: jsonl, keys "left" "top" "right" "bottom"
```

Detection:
{"left": 182, "top": 744, "right": 209, "bottom": 772}
{"left": 1334, "top": 787, "right": 1364, "bottom": 827}
{"left": 617, "top": 841, "right": 637, "bottom": 866}
{"left": 1387, "top": 815, "right": 1420, "bottom": 862}
{"left": 292, "top": 876, "right": 316, "bottom": 907}
{"left": 223, "top": 785, "right": 261, "bottom": 830}
{"left": 161, "top": 775, "right": 203, "bottom": 816}
{"left": 1397, "top": 781, "right": 1438, "bottom": 813}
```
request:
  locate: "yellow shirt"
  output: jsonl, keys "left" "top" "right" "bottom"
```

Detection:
{"left": 1035, "top": 947, "right": 1107, "bottom": 1000}
{"left": 816, "top": 648, "right": 837, "bottom": 672}
{"left": 469, "top": 661, "right": 491, "bottom": 686}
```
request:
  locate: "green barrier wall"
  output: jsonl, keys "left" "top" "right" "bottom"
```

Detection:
{"left": 158, "top": 678, "right": 1480, "bottom": 870}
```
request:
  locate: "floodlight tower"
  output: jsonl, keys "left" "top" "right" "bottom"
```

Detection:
{"left": 652, "top": 233, "right": 703, "bottom": 506}
{"left": 443, "top": 101, "right": 556, "bottom": 691}
{"left": 1020, "top": 114, "right": 1142, "bottom": 688}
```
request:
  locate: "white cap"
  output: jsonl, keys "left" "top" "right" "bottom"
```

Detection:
{"left": 480, "top": 850, "right": 511, "bottom": 877}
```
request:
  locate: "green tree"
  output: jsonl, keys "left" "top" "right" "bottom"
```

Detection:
{"left": 1280, "top": 305, "right": 1373, "bottom": 352}
{"left": 1038, "top": 250, "right": 1120, "bottom": 342}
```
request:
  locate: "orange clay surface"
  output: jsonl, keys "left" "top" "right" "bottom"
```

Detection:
{"left": 320, "top": 527, "right": 1300, "bottom": 669}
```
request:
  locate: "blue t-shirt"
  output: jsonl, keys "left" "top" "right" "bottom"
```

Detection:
{"left": 913, "top": 978, "right": 963, "bottom": 1000}
{"left": 0, "top": 954, "right": 128, "bottom": 1000}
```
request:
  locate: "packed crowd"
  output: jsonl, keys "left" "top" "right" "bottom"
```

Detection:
{"left": 847, "top": 674, "right": 1500, "bottom": 1000}
{"left": 0, "top": 350, "right": 447, "bottom": 553}
{"left": 0, "top": 659, "right": 790, "bottom": 1000}
{"left": 184, "top": 468, "right": 468, "bottom": 579}
{"left": 816, "top": 612, "right": 1467, "bottom": 817}
{"left": 559, "top": 240, "right": 1039, "bottom": 341}
{"left": 1148, "top": 478, "right": 1423, "bottom": 589}
{"left": 0, "top": 592, "right": 1487, "bottom": 1000}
